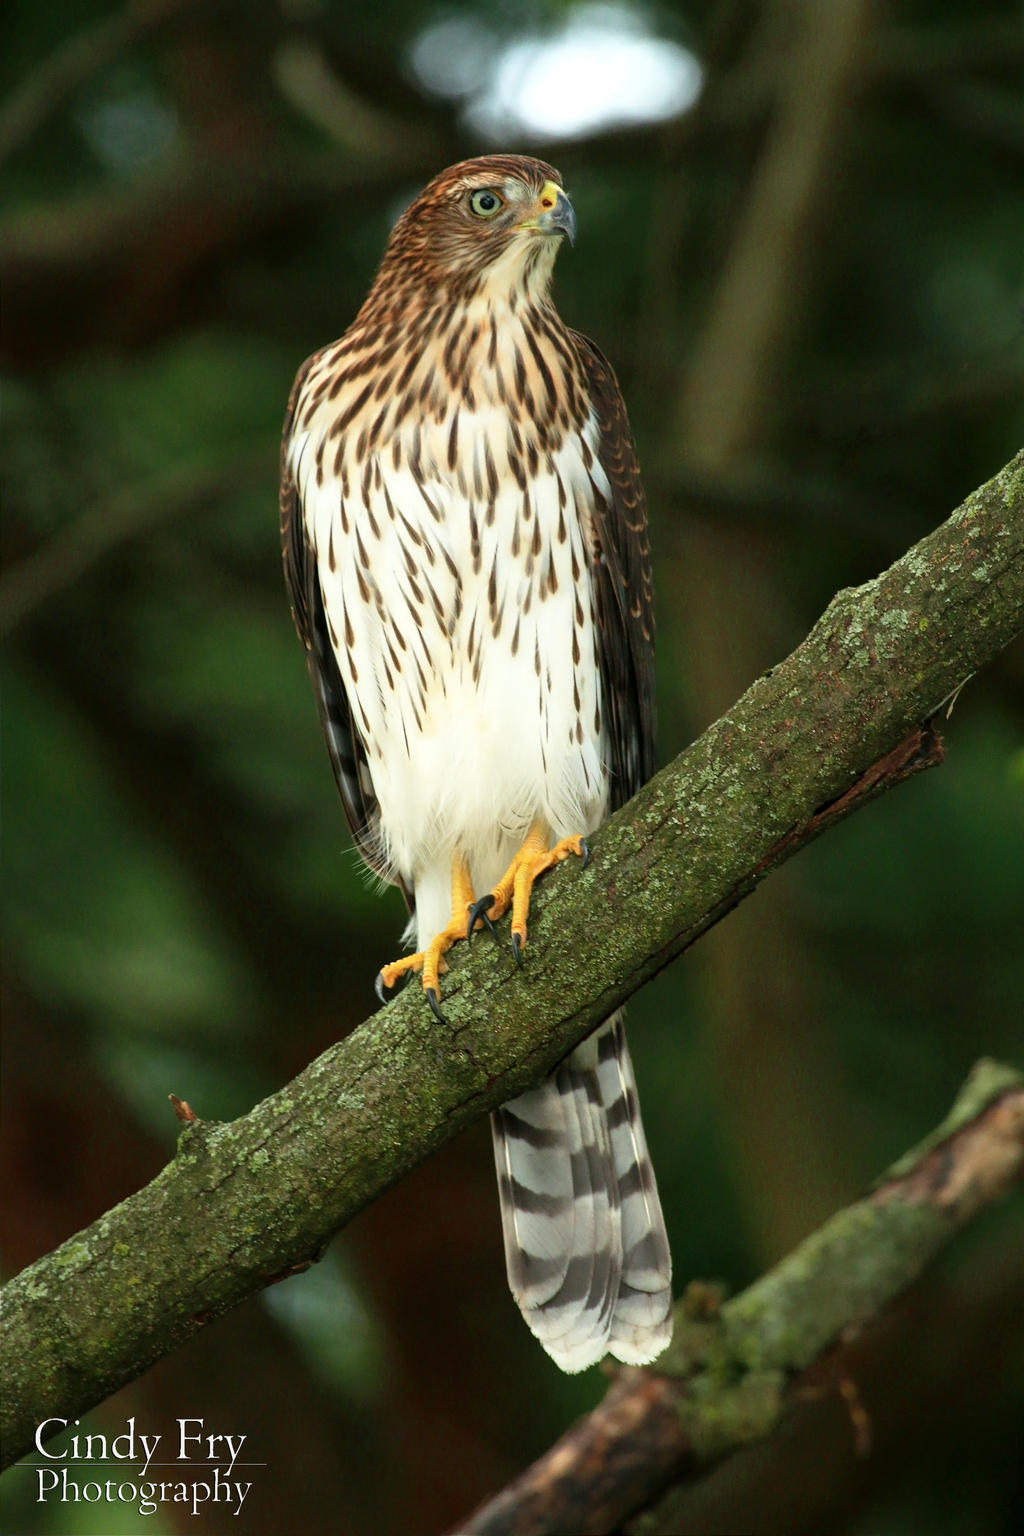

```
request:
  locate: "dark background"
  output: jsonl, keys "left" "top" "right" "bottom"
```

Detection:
{"left": 2, "top": 2, "right": 1022, "bottom": 1532}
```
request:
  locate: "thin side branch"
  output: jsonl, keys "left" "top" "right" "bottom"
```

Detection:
{"left": 1, "top": 451, "right": 1022, "bottom": 1468}
{"left": 451, "top": 1061, "right": 1024, "bottom": 1536}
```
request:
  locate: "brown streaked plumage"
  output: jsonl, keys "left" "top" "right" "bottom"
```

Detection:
{"left": 281, "top": 155, "right": 670, "bottom": 1372}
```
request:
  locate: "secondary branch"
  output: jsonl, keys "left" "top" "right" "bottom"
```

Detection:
{"left": 452, "top": 1059, "right": 1024, "bottom": 1536}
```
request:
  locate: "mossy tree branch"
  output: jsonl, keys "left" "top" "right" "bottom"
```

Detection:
{"left": 2, "top": 451, "right": 1022, "bottom": 1469}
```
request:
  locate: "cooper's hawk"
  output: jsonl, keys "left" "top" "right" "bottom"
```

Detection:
{"left": 281, "top": 155, "right": 672, "bottom": 1372}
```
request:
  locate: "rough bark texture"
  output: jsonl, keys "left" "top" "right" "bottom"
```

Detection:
{"left": 451, "top": 1061, "right": 1024, "bottom": 1536}
{"left": 1, "top": 450, "right": 1022, "bottom": 1468}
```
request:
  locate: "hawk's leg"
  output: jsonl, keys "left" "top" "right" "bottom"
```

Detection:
{"left": 468, "top": 821, "right": 587, "bottom": 964}
{"left": 376, "top": 853, "right": 482, "bottom": 1017}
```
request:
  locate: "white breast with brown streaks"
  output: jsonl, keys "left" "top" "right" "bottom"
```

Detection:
{"left": 287, "top": 293, "right": 611, "bottom": 900}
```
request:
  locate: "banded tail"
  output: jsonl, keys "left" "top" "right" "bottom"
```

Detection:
{"left": 492, "top": 1013, "right": 673, "bottom": 1372}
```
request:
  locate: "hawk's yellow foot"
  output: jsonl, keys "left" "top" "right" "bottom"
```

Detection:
{"left": 375, "top": 854, "right": 484, "bottom": 1020}
{"left": 468, "top": 822, "right": 588, "bottom": 966}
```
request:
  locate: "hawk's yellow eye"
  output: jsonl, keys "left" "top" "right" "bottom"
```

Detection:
{"left": 469, "top": 188, "right": 504, "bottom": 219}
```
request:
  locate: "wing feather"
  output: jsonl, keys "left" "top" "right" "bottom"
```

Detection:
{"left": 570, "top": 332, "right": 656, "bottom": 807}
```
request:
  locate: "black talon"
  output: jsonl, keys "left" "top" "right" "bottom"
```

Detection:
{"left": 425, "top": 986, "right": 446, "bottom": 1024}
{"left": 467, "top": 892, "right": 497, "bottom": 943}
{"left": 580, "top": 838, "right": 591, "bottom": 870}
{"left": 511, "top": 931, "right": 525, "bottom": 970}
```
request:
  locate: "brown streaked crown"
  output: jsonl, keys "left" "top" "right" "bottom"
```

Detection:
{"left": 361, "top": 155, "right": 567, "bottom": 306}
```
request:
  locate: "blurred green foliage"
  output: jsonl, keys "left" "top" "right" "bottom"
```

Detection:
{"left": 2, "top": 1, "right": 1022, "bottom": 1533}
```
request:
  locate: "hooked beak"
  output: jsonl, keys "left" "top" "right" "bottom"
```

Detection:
{"left": 521, "top": 180, "right": 577, "bottom": 246}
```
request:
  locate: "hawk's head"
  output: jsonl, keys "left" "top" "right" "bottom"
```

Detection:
{"left": 375, "top": 155, "right": 577, "bottom": 303}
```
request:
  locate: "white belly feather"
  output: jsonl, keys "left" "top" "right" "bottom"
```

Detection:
{"left": 290, "top": 399, "right": 610, "bottom": 917}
